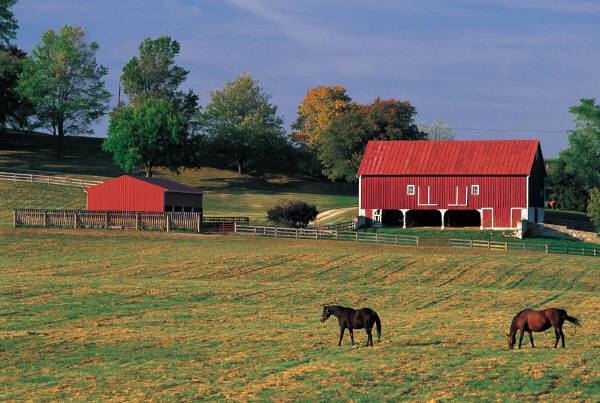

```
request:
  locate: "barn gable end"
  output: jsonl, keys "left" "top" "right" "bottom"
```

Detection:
{"left": 357, "top": 140, "right": 546, "bottom": 229}
{"left": 85, "top": 175, "right": 203, "bottom": 213}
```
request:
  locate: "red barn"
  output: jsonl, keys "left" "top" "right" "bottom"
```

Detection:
{"left": 85, "top": 175, "right": 203, "bottom": 212}
{"left": 357, "top": 140, "right": 546, "bottom": 229}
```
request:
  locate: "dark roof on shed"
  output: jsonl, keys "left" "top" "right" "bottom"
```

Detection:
{"left": 86, "top": 175, "right": 203, "bottom": 194}
{"left": 357, "top": 140, "right": 543, "bottom": 176}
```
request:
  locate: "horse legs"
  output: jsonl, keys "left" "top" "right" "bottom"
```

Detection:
{"left": 528, "top": 331, "right": 535, "bottom": 348}
{"left": 555, "top": 326, "right": 566, "bottom": 348}
{"left": 365, "top": 327, "right": 373, "bottom": 347}
{"left": 338, "top": 326, "right": 345, "bottom": 346}
{"left": 518, "top": 329, "right": 524, "bottom": 348}
{"left": 349, "top": 329, "right": 355, "bottom": 345}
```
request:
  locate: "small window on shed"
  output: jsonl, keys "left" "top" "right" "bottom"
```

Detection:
{"left": 407, "top": 185, "right": 415, "bottom": 195}
{"left": 471, "top": 185, "right": 480, "bottom": 195}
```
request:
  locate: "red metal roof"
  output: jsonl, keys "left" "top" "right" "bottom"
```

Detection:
{"left": 357, "top": 140, "right": 543, "bottom": 176}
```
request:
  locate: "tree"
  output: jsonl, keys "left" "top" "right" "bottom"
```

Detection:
{"left": 120, "top": 35, "right": 198, "bottom": 121}
{"left": 587, "top": 187, "right": 600, "bottom": 233}
{"left": 0, "top": 45, "right": 33, "bottom": 129}
{"left": 267, "top": 200, "right": 318, "bottom": 228}
{"left": 16, "top": 25, "right": 111, "bottom": 158}
{"left": 0, "top": 0, "right": 17, "bottom": 47}
{"left": 103, "top": 98, "right": 190, "bottom": 177}
{"left": 551, "top": 98, "right": 600, "bottom": 210}
{"left": 419, "top": 120, "right": 455, "bottom": 140}
{"left": 318, "top": 98, "right": 425, "bottom": 182}
{"left": 291, "top": 85, "right": 352, "bottom": 149}
{"left": 199, "top": 73, "right": 288, "bottom": 175}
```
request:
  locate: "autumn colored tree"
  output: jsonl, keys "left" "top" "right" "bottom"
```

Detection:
{"left": 291, "top": 85, "right": 352, "bottom": 149}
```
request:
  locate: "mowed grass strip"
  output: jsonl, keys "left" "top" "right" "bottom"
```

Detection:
{"left": 1, "top": 229, "right": 598, "bottom": 401}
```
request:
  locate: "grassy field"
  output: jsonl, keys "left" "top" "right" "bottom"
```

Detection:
{"left": 1, "top": 228, "right": 599, "bottom": 401}
{"left": 1, "top": 133, "right": 599, "bottom": 401}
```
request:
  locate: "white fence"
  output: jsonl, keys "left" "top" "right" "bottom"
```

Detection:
{"left": 0, "top": 170, "right": 104, "bottom": 188}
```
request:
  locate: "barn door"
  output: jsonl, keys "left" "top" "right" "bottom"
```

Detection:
{"left": 481, "top": 208, "right": 493, "bottom": 229}
{"left": 447, "top": 186, "right": 467, "bottom": 206}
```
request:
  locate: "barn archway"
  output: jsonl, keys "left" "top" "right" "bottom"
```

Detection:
{"left": 381, "top": 209, "right": 404, "bottom": 226}
{"left": 405, "top": 210, "right": 442, "bottom": 227}
{"left": 445, "top": 210, "right": 481, "bottom": 228}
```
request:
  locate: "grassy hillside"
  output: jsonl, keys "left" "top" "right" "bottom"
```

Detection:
{"left": 1, "top": 229, "right": 598, "bottom": 401}
{"left": 0, "top": 132, "right": 358, "bottom": 226}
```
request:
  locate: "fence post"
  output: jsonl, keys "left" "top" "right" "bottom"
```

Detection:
{"left": 74, "top": 211, "right": 78, "bottom": 229}
{"left": 43, "top": 211, "right": 48, "bottom": 228}
{"left": 166, "top": 214, "right": 171, "bottom": 232}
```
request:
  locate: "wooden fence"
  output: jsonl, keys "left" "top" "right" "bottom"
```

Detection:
{"left": 0, "top": 170, "right": 105, "bottom": 188}
{"left": 234, "top": 225, "right": 600, "bottom": 258}
{"left": 14, "top": 209, "right": 248, "bottom": 233}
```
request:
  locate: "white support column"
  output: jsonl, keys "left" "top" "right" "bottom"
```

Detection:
{"left": 439, "top": 209, "right": 447, "bottom": 230}
{"left": 401, "top": 209, "right": 409, "bottom": 228}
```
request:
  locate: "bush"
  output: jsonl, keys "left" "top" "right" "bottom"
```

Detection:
{"left": 267, "top": 200, "right": 318, "bottom": 228}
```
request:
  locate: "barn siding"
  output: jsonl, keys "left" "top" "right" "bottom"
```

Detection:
{"left": 86, "top": 175, "right": 203, "bottom": 213}
{"left": 86, "top": 176, "right": 165, "bottom": 211}
{"left": 360, "top": 176, "right": 528, "bottom": 211}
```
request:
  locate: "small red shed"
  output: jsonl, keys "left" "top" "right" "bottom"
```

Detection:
{"left": 85, "top": 175, "right": 203, "bottom": 212}
{"left": 357, "top": 140, "right": 546, "bottom": 229}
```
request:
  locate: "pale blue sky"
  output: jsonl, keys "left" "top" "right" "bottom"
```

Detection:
{"left": 13, "top": 0, "right": 600, "bottom": 157}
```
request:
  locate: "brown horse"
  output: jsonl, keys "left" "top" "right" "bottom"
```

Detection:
{"left": 507, "top": 308, "right": 581, "bottom": 349}
{"left": 320, "top": 305, "right": 381, "bottom": 347}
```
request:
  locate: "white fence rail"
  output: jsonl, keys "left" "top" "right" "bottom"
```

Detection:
{"left": 234, "top": 225, "right": 600, "bottom": 257}
{"left": 0, "top": 170, "right": 104, "bottom": 188}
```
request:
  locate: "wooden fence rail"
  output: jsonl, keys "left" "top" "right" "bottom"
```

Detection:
{"left": 14, "top": 209, "right": 248, "bottom": 233}
{"left": 0, "top": 170, "right": 104, "bottom": 188}
{"left": 234, "top": 225, "right": 600, "bottom": 258}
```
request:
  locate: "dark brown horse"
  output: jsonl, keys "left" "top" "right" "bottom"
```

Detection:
{"left": 320, "top": 305, "right": 381, "bottom": 347}
{"left": 507, "top": 308, "right": 581, "bottom": 349}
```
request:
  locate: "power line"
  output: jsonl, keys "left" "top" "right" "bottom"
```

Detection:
{"left": 453, "top": 127, "right": 569, "bottom": 134}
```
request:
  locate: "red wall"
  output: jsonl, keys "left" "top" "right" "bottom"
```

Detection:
{"left": 360, "top": 175, "right": 530, "bottom": 228}
{"left": 86, "top": 176, "right": 165, "bottom": 212}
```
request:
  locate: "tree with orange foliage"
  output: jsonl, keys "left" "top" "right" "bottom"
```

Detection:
{"left": 291, "top": 85, "right": 352, "bottom": 149}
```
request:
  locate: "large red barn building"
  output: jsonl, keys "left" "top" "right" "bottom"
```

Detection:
{"left": 357, "top": 140, "right": 546, "bottom": 229}
{"left": 85, "top": 175, "right": 203, "bottom": 213}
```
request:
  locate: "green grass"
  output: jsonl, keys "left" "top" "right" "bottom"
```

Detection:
{"left": 1, "top": 229, "right": 598, "bottom": 401}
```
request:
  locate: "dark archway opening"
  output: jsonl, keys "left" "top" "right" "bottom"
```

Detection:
{"left": 445, "top": 210, "right": 481, "bottom": 228}
{"left": 382, "top": 210, "right": 404, "bottom": 226}
{"left": 406, "top": 210, "right": 441, "bottom": 227}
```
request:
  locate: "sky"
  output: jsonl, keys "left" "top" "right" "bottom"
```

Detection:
{"left": 12, "top": 0, "right": 600, "bottom": 158}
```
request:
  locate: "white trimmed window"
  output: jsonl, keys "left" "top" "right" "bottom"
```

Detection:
{"left": 407, "top": 185, "right": 415, "bottom": 195}
{"left": 471, "top": 185, "right": 480, "bottom": 195}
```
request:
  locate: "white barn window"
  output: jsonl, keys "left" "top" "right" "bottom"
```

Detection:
{"left": 407, "top": 185, "right": 415, "bottom": 195}
{"left": 471, "top": 185, "right": 480, "bottom": 195}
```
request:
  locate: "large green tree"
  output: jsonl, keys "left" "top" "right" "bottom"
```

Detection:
{"left": 318, "top": 98, "right": 424, "bottom": 182}
{"left": 103, "top": 98, "right": 190, "bottom": 177}
{"left": 16, "top": 25, "right": 111, "bottom": 158}
{"left": 199, "top": 73, "right": 288, "bottom": 175}
{"left": 551, "top": 98, "right": 600, "bottom": 210}
{"left": 0, "top": 45, "right": 32, "bottom": 129}
{"left": 120, "top": 35, "right": 198, "bottom": 121}
{"left": 0, "top": 0, "right": 17, "bottom": 47}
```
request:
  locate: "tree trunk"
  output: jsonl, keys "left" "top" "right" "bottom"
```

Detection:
{"left": 56, "top": 121, "right": 65, "bottom": 159}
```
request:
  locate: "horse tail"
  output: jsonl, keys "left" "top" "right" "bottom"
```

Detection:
{"left": 565, "top": 313, "right": 581, "bottom": 327}
{"left": 374, "top": 312, "right": 381, "bottom": 342}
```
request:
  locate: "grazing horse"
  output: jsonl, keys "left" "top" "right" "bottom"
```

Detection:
{"left": 507, "top": 308, "right": 581, "bottom": 350}
{"left": 320, "top": 305, "right": 381, "bottom": 347}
